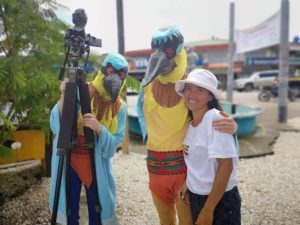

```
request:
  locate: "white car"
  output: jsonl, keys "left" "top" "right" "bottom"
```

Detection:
{"left": 234, "top": 70, "right": 278, "bottom": 92}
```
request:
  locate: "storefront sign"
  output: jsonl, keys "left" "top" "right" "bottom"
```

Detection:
{"left": 247, "top": 57, "right": 279, "bottom": 65}
{"left": 247, "top": 57, "right": 300, "bottom": 66}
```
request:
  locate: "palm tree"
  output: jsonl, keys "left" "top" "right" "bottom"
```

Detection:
{"left": 0, "top": 0, "right": 67, "bottom": 156}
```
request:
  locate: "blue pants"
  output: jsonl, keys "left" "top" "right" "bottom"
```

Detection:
{"left": 188, "top": 186, "right": 241, "bottom": 225}
{"left": 68, "top": 167, "right": 101, "bottom": 225}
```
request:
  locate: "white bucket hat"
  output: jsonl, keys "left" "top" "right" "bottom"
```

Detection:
{"left": 175, "top": 69, "right": 221, "bottom": 99}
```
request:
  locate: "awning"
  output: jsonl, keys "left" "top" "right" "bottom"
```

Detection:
{"left": 206, "top": 63, "right": 242, "bottom": 74}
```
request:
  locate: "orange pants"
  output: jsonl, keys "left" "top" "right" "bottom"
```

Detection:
{"left": 149, "top": 173, "right": 193, "bottom": 225}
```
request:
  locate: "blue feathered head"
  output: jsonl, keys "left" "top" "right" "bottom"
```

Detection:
{"left": 100, "top": 53, "right": 128, "bottom": 102}
{"left": 151, "top": 26, "right": 184, "bottom": 58}
{"left": 101, "top": 53, "right": 128, "bottom": 72}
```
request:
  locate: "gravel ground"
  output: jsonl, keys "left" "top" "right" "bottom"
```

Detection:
{"left": 1, "top": 122, "right": 300, "bottom": 225}
{"left": 239, "top": 131, "right": 300, "bottom": 225}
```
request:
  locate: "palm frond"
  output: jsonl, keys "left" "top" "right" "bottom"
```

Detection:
{"left": 0, "top": 144, "right": 14, "bottom": 158}
{"left": 0, "top": 110, "right": 16, "bottom": 132}
{"left": 125, "top": 75, "right": 141, "bottom": 93}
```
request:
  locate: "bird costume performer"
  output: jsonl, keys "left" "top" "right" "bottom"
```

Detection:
{"left": 50, "top": 53, "right": 127, "bottom": 225}
{"left": 137, "top": 27, "right": 237, "bottom": 225}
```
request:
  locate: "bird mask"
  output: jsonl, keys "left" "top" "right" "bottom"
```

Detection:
{"left": 100, "top": 53, "right": 128, "bottom": 102}
{"left": 142, "top": 27, "right": 184, "bottom": 87}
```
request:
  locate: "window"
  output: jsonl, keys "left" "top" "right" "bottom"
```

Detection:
{"left": 259, "top": 72, "right": 278, "bottom": 78}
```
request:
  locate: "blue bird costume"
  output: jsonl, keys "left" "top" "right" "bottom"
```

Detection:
{"left": 49, "top": 53, "right": 127, "bottom": 225}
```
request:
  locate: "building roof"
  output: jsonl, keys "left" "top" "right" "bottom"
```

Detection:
{"left": 125, "top": 38, "right": 300, "bottom": 56}
{"left": 187, "top": 38, "right": 228, "bottom": 47}
{"left": 125, "top": 38, "right": 229, "bottom": 56}
{"left": 125, "top": 49, "right": 152, "bottom": 57}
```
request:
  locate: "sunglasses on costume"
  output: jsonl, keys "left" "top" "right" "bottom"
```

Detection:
{"left": 151, "top": 47, "right": 176, "bottom": 59}
{"left": 103, "top": 64, "right": 127, "bottom": 79}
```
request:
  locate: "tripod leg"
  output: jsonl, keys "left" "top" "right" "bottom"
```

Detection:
{"left": 51, "top": 82, "right": 77, "bottom": 225}
{"left": 57, "top": 82, "right": 77, "bottom": 149}
{"left": 79, "top": 83, "right": 102, "bottom": 225}
{"left": 51, "top": 152, "right": 64, "bottom": 225}
{"left": 66, "top": 147, "right": 71, "bottom": 223}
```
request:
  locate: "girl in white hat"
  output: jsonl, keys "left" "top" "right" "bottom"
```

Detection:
{"left": 176, "top": 69, "right": 241, "bottom": 225}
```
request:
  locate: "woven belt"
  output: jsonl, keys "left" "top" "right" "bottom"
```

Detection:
{"left": 147, "top": 150, "right": 187, "bottom": 175}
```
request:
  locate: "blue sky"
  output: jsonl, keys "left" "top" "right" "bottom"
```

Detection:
{"left": 56, "top": 0, "right": 300, "bottom": 54}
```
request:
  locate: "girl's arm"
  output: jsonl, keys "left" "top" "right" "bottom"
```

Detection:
{"left": 177, "top": 180, "right": 190, "bottom": 205}
{"left": 95, "top": 103, "right": 127, "bottom": 158}
{"left": 195, "top": 158, "right": 233, "bottom": 225}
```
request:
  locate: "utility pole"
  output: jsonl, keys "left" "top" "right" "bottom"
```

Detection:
{"left": 116, "top": 0, "right": 125, "bottom": 54}
{"left": 116, "top": 0, "right": 129, "bottom": 153}
{"left": 278, "top": 0, "right": 289, "bottom": 123}
{"left": 227, "top": 2, "right": 235, "bottom": 103}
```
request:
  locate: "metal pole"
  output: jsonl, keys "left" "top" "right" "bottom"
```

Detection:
{"left": 278, "top": 0, "right": 289, "bottom": 123}
{"left": 116, "top": 0, "right": 129, "bottom": 153}
{"left": 227, "top": 2, "right": 235, "bottom": 103}
{"left": 116, "top": 0, "right": 125, "bottom": 55}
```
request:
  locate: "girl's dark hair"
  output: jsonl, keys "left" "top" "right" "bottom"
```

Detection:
{"left": 188, "top": 93, "right": 223, "bottom": 120}
{"left": 208, "top": 95, "right": 223, "bottom": 111}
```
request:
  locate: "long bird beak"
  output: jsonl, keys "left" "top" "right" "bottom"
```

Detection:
{"left": 104, "top": 74, "right": 123, "bottom": 103}
{"left": 141, "top": 49, "right": 174, "bottom": 87}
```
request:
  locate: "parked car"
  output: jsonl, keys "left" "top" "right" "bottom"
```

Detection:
{"left": 234, "top": 70, "right": 278, "bottom": 92}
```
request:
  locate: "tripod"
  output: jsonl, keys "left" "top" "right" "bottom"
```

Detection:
{"left": 51, "top": 46, "right": 102, "bottom": 225}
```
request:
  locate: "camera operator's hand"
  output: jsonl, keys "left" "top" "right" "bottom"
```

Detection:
{"left": 60, "top": 79, "right": 69, "bottom": 96}
{"left": 83, "top": 113, "right": 102, "bottom": 135}
{"left": 58, "top": 79, "right": 69, "bottom": 115}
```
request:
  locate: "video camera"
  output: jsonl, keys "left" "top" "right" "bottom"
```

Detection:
{"left": 59, "top": 8, "right": 102, "bottom": 80}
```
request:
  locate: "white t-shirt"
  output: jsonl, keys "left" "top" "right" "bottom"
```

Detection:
{"left": 183, "top": 108, "right": 238, "bottom": 195}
